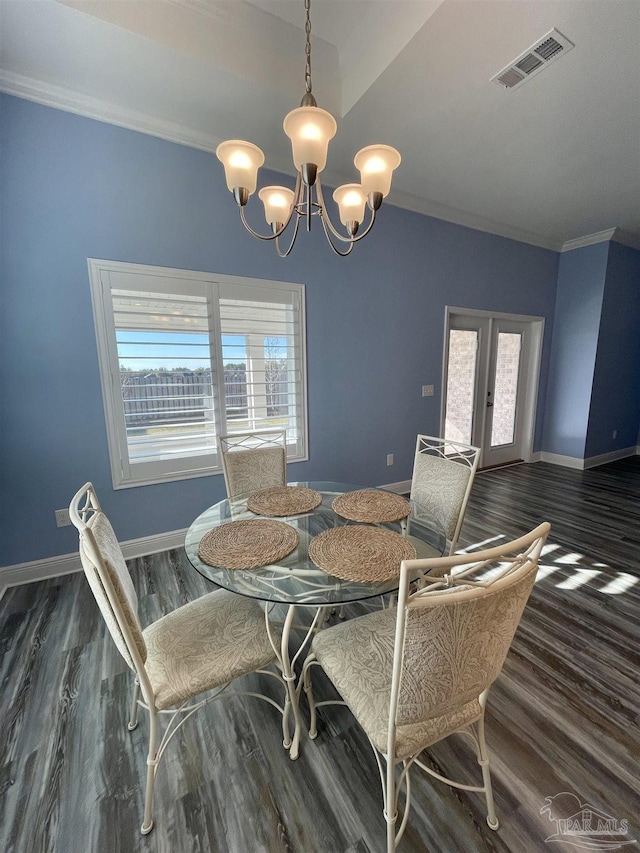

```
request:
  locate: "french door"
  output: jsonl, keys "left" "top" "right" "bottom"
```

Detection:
{"left": 442, "top": 309, "right": 544, "bottom": 468}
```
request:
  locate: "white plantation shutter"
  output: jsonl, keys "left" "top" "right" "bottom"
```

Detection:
{"left": 219, "top": 283, "right": 306, "bottom": 459}
{"left": 89, "top": 261, "right": 307, "bottom": 488}
{"left": 113, "top": 289, "right": 218, "bottom": 464}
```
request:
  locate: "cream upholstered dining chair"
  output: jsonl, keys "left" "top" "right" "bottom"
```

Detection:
{"left": 408, "top": 434, "right": 481, "bottom": 555}
{"left": 302, "top": 522, "right": 550, "bottom": 853}
{"left": 69, "top": 483, "right": 288, "bottom": 836}
{"left": 219, "top": 429, "right": 287, "bottom": 500}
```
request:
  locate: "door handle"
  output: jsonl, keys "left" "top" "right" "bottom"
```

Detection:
{"left": 486, "top": 402, "right": 494, "bottom": 407}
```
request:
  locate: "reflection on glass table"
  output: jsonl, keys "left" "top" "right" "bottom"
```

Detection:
{"left": 184, "top": 481, "right": 447, "bottom": 759}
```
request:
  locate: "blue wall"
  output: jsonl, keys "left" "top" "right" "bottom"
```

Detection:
{"left": 541, "top": 243, "right": 609, "bottom": 458}
{"left": 586, "top": 241, "right": 640, "bottom": 457}
{"left": 0, "top": 94, "right": 560, "bottom": 566}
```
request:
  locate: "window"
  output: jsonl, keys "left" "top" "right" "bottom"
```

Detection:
{"left": 89, "top": 259, "right": 307, "bottom": 488}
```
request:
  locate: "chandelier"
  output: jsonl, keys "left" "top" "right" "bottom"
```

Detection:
{"left": 216, "top": 0, "right": 401, "bottom": 257}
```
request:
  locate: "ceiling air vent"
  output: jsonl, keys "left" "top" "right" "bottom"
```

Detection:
{"left": 491, "top": 29, "right": 574, "bottom": 91}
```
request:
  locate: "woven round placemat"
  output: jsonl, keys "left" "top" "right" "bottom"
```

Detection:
{"left": 308, "top": 525, "right": 416, "bottom": 583}
{"left": 247, "top": 485, "right": 322, "bottom": 517}
{"left": 198, "top": 519, "right": 298, "bottom": 570}
{"left": 332, "top": 489, "right": 411, "bottom": 523}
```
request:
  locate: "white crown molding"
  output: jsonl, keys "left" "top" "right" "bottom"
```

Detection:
{"left": 6, "top": 72, "right": 637, "bottom": 255}
{"left": 561, "top": 229, "right": 617, "bottom": 252}
{"left": 561, "top": 228, "right": 640, "bottom": 253}
{"left": 382, "top": 188, "right": 562, "bottom": 251}
{"left": 1, "top": 71, "right": 566, "bottom": 252}
{"left": 0, "top": 526, "right": 188, "bottom": 600}
{"left": 0, "top": 70, "right": 222, "bottom": 154}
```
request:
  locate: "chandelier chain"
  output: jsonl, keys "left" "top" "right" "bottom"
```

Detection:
{"left": 304, "top": 0, "right": 312, "bottom": 93}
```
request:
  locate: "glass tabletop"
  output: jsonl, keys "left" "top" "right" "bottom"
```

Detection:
{"left": 184, "top": 481, "right": 447, "bottom": 606}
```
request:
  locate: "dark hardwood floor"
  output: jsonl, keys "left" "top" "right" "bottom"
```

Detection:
{"left": 1, "top": 459, "right": 639, "bottom": 852}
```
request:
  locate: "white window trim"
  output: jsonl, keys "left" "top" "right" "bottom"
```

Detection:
{"left": 88, "top": 258, "right": 308, "bottom": 489}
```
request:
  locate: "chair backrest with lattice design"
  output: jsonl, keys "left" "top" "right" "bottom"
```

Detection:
{"left": 390, "top": 522, "right": 549, "bottom": 735}
{"left": 409, "top": 435, "right": 480, "bottom": 551}
{"left": 219, "top": 430, "right": 287, "bottom": 499}
{"left": 69, "top": 483, "right": 147, "bottom": 674}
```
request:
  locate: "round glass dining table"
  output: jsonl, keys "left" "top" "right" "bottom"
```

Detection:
{"left": 184, "top": 481, "right": 447, "bottom": 758}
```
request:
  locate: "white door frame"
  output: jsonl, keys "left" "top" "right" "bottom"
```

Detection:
{"left": 441, "top": 307, "right": 545, "bottom": 466}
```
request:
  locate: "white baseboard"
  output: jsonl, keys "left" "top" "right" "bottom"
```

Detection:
{"left": 536, "top": 446, "right": 638, "bottom": 470}
{"left": 378, "top": 480, "right": 412, "bottom": 494}
{"left": 538, "top": 452, "right": 586, "bottom": 469}
{"left": 583, "top": 446, "right": 639, "bottom": 469}
{"left": 0, "top": 527, "right": 188, "bottom": 601}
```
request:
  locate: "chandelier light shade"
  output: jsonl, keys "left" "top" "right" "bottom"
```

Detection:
{"left": 216, "top": 140, "right": 265, "bottom": 196}
{"left": 215, "top": 0, "right": 401, "bottom": 257}
{"left": 333, "top": 184, "right": 366, "bottom": 231}
{"left": 259, "top": 186, "right": 295, "bottom": 226}
{"left": 283, "top": 106, "right": 337, "bottom": 173}
{"left": 355, "top": 145, "right": 402, "bottom": 199}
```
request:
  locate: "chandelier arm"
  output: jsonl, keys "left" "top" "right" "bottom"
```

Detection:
{"left": 316, "top": 179, "right": 377, "bottom": 244}
{"left": 348, "top": 206, "right": 377, "bottom": 242}
{"left": 319, "top": 213, "right": 355, "bottom": 256}
{"left": 275, "top": 213, "right": 302, "bottom": 257}
{"left": 238, "top": 172, "right": 303, "bottom": 241}
{"left": 239, "top": 206, "right": 285, "bottom": 241}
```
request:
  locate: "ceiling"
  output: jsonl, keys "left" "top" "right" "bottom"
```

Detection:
{"left": 1, "top": 0, "right": 639, "bottom": 251}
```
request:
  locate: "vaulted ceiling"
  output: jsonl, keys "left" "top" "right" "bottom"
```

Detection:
{"left": 1, "top": 0, "right": 639, "bottom": 250}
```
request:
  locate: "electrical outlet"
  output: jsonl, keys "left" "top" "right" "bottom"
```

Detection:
{"left": 612, "top": 430, "right": 618, "bottom": 439}
{"left": 422, "top": 384, "right": 434, "bottom": 397}
{"left": 55, "top": 509, "right": 71, "bottom": 528}
{"left": 386, "top": 454, "right": 394, "bottom": 466}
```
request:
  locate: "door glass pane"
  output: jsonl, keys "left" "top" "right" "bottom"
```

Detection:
{"left": 444, "top": 330, "right": 478, "bottom": 445}
{"left": 491, "top": 332, "right": 521, "bottom": 446}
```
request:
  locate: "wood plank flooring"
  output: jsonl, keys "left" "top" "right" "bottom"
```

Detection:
{"left": 1, "top": 459, "right": 639, "bottom": 852}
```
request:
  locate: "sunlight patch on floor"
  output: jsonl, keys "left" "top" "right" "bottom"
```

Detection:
{"left": 459, "top": 534, "right": 507, "bottom": 552}
{"left": 535, "top": 564, "right": 563, "bottom": 581}
{"left": 553, "top": 552, "right": 586, "bottom": 565}
{"left": 555, "top": 568, "right": 602, "bottom": 589}
{"left": 454, "top": 537, "right": 638, "bottom": 596}
{"left": 599, "top": 573, "right": 638, "bottom": 595}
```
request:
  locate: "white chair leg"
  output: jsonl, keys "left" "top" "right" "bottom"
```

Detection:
{"left": 128, "top": 679, "right": 140, "bottom": 731}
{"left": 385, "top": 758, "right": 397, "bottom": 853}
{"left": 477, "top": 711, "right": 499, "bottom": 830}
{"left": 302, "top": 655, "right": 318, "bottom": 739}
{"left": 280, "top": 606, "right": 302, "bottom": 760}
{"left": 282, "top": 693, "right": 292, "bottom": 749}
{"left": 141, "top": 708, "right": 158, "bottom": 835}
